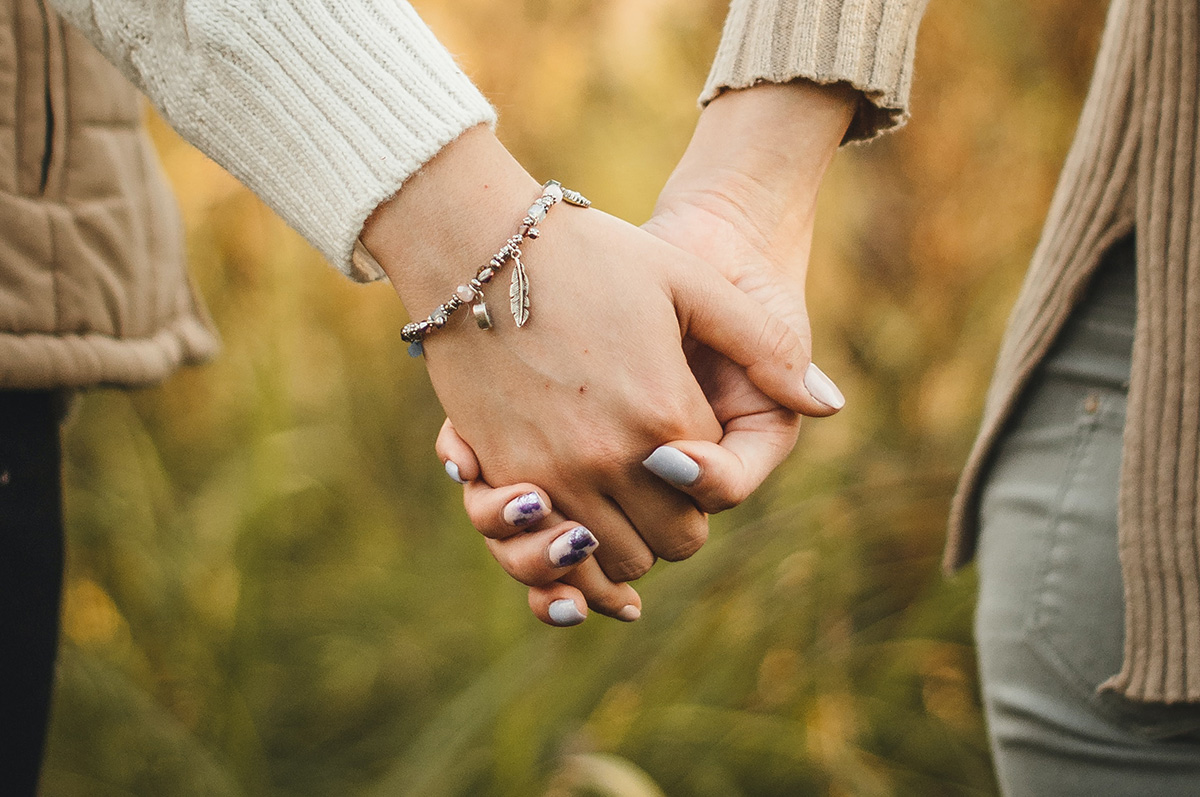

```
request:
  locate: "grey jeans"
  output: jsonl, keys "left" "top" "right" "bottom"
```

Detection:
{"left": 975, "top": 236, "right": 1200, "bottom": 796}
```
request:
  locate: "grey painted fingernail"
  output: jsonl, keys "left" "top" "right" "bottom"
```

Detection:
{"left": 503, "top": 491, "right": 547, "bottom": 527}
{"left": 804, "top": 363, "right": 845, "bottom": 410}
{"left": 444, "top": 460, "right": 467, "bottom": 484}
{"left": 642, "top": 446, "right": 700, "bottom": 487}
{"left": 548, "top": 599, "right": 586, "bottom": 626}
{"left": 547, "top": 526, "right": 598, "bottom": 568}
{"left": 617, "top": 604, "right": 641, "bottom": 622}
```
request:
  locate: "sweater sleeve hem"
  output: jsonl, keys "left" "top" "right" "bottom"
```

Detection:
{"left": 699, "top": 0, "right": 928, "bottom": 143}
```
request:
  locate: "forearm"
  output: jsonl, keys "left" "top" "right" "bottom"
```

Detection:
{"left": 666, "top": 82, "right": 855, "bottom": 223}
{"left": 656, "top": 81, "right": 856, "bottom": 283}
{"left": 49, "top": 0, "right": 495, "bottom": 275}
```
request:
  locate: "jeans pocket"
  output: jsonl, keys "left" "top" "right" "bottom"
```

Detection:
{"left": 1026, "top": 396, "right": 1200, "bottom": 738}
{"left": 1025, "top": 397, "right": 1126, "bottom": 701}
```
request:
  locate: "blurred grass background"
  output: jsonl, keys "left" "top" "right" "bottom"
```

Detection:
{"left": 40, "top": 0, "right": 1106, "bottom": 794}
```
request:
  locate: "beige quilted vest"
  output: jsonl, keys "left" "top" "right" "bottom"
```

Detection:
{"left": 0, "top": 0, "right": 216, "bottom": 389}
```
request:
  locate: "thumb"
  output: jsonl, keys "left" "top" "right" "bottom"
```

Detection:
{"left": 435, "top": 418, "right": 481, "bottom": 483}
{"left": 670, "top": 264, "right": 845, "bottom": 417}
{"left": 644, "top": 407, "right": 800, "bottom": 514}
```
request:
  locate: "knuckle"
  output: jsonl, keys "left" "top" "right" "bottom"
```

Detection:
{"left": 758, "top": 315, "right": 804, "bottom": 367}
{"left": 492, "top": 545, "right": 548, "bottom": 588}
{"left": 573, "top": 436, "right": 627, "bottom": 481}
{"left": 655, "top": 514, "right": 709, "bottom": 561}
{"left": 638, "top": 393, "right": 705, "bottom": 443}
{"left": 601, "top": 550, "right": 656, "bottom": 582}
{"left": 700, "top": 485, "right": 745, "bottom": 515}
{"left": 514, "top": 566, "right": 553, "bottom": 588}
{"left": 465, "top": 500, "right": 502, "bottom": 538}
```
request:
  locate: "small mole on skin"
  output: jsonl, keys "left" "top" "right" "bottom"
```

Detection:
{"left": 786, "top": 363, "right": 794, "bottom": 370}
{"left": 544, "top": 381, "right": 551, "bottom": 389}
{"left": 579, "top": 385, "right": 588, "bottom": 394}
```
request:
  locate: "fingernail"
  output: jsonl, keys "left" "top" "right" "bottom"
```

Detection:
{"left": 444, "top": 460, "right": 467, "bottom": 484}
{"left": 547, "top": 526, "right": 598, "bottom": 568}
{"left": 642, "top": 446, "right": 700, "bottom": 487}
{"left": 617, "top": 604, "right": 641, "bottom": 622}
{"left": 548, "top": 599, "right": 586, "bottom": 626}
{"left": 804, "top": 363, "right": 845, "bottom": 410}
{"left": 503, "top": 491, "right": 548, "bottom": 527}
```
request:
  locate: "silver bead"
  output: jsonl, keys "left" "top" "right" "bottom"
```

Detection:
{"left": 473, "top": 301, "right": 494, "bottom": 330}
{"left": 562, "top": 188, "right": 591, "bottom": 208}
{"left": 527, "top": 227, "right": 540, "bottom": 238}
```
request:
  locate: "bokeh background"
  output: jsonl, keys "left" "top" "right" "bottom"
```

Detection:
{"left": 41, "top": 0, "right": 1107, "bottom": 794}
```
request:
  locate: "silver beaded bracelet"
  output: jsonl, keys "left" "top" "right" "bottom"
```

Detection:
{"left": 395, "top": 180, "right": 591, "bottom": 357}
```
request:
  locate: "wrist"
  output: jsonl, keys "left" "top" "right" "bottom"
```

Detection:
{"left": 360, "top": 125, "right": 541, "bottom": 314}
{"left": 658, "top": 81, "right": 856, "bottom": 232}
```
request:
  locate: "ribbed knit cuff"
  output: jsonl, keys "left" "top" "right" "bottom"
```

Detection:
{"left": 701, "top": 0, "right": 928, "bottom": 142}
{"left": 54, "top": 0, "right": 496, "bottom": 279}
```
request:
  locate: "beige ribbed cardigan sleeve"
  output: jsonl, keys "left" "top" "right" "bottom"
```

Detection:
{"left": 702, "top": 0, "right": 929, "bottom": 141}
{"left": 48, "top": 0, "right": 496, "bottom": 278}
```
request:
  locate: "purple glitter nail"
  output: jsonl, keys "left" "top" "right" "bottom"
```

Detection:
{"left": 503, "top": 491, "right": 546, "bottom": 526}
{"left": 548, "top": 526, "right": 598, "bottom": 567}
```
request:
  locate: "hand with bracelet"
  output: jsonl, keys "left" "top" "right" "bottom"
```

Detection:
{"left": 362, "top": 113, "right": 835, "bottom": 585}
{"left": 432, "top": 82, "right": 859, "bottom": 624}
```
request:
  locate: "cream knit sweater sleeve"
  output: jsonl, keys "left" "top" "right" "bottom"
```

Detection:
{"left": 48, "top": 0, "right": 495, "bottom": 279}
{"left": 49, "top": 0, "right": 926, "bottom": 278}
{"left": 702, "top": 0, "right": 929, "bottom": 141}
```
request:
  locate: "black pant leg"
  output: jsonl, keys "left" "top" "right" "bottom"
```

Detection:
{"left": 0, "top": 391, "right": 65, "bottom": 797}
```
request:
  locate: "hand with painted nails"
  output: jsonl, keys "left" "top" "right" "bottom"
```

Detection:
{"left": 432, "top": 84, "right": 857, "bottom": 625}
{"left": 365, "top": 125, "right": 819, "bottom": 583}
{"left": 632, "top": 80, "right": 857, "bottom": 511}
{"left": 438, "top": 418, "right": 643, "bottom": 627}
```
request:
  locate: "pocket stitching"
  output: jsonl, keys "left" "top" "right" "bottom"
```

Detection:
{"left": 1023, "top": 404, "right": 1114, "bottom": 709}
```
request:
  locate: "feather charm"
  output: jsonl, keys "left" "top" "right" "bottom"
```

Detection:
{"left": 509, "top": 254, "right": 530, "bottom": 327}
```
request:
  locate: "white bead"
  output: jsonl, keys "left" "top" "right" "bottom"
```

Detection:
{"left": 543, "top": 183, "right": 564, "bottom": 203}
{"left": 455, "top": 284, "right": 476, "bottom": 302}
{"left": 527, "top": 203, "right": 547, "bottom": 223}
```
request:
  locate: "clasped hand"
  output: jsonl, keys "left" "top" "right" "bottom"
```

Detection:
{"left": 365, "top": 83, "right": 857, "bottom": 626}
